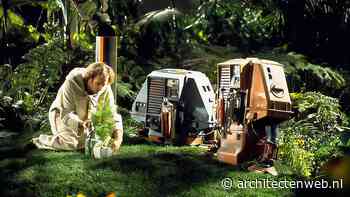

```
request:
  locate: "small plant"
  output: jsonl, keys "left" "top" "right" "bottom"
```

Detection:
{"left": 91, "top": 93, "right": 115, "bottom": 143}
{"left": 88, "top": 92, "right": 116, "bottom": 158}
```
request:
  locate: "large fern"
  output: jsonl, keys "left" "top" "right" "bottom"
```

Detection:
{"left": 302, "top": 63, "right": 346, "bottom": 89}
{"left": 283, "top": 52, "right": 346, "bottom": 92}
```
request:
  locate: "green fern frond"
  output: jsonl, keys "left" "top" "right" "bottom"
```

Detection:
{"left": 117, "top": 82, "right": 134, "bottom": 99}
{"left": 302, "top": 63, "right": 345, "bottom": 89}
{"left": 92, "top": 99, "right": 114, "bottom": 141}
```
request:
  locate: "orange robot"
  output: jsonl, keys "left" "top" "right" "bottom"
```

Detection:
{"left": 216, "top": 58, "right": 293, "bottom": 175}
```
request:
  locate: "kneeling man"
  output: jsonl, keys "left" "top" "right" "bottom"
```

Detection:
{"left": 33, "top": 62, "right": 123, "bottom": 152}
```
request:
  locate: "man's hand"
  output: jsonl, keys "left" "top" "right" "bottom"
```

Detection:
{"left": 111, "top": 128, "right": 123, "bottom": 152}
{"left": 111, "top": 128, "right": 121, "bottom": 139}
{"left": 81, "top": 120, "right": 92, "bottom": 130}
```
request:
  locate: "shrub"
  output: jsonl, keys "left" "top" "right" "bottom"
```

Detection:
{"left": 0, "top": 39, "right": 67, "bottom": 132}
{"left": 283, "top": 52, "right": 346, "bottom": 93}
{"left": 279, "top": 92, "right": 347, "bottom": 177}
{"left": 10, "top": 38, "right": 67, "bottom": 113}
{"left": 188, "top": 0, "right": 285, "bottom": 50}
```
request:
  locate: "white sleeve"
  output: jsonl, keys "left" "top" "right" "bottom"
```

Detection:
{"left": 60, "top": 80, "right": 83, "bottom": 133}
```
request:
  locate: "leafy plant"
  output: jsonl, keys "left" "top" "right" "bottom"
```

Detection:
{"left": 292, "top": 92, "right": 347, "bottom": 132}
{"left": 277, "top": 52, "right": 346, "bottom": 94}
{"left": 43, "top": 0, "right": 98, "bottom": 48}
{"left": 0, "top": 0, "right": 44, "bottom": 39}
{"left": 10, "top": 38, "right": 67, "bottom": 113}
{"left": 187, "top": 0, "right": 285, "bottom": 50}
{"left": 0, "top": 38, "right": 68, "bottom": 133}
{"left": 279, "top": 92, "right": 347, "bottom": 177}
{"left": 91, "top": 93, "right": 115, "bottom": 142}
{"left": 301, "top": 63, "right": 345, "bottom": 89}
{"left": 0, "top": 0, "right": 44, "bottom": 65}
{"left": 278, "top": 126, "right": 314, "bottom": 177}
{"left": 238, "top": 1, "right": 285, "bottom": 47}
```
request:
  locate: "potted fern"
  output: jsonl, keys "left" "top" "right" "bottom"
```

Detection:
{"left": 85, "top": 95, "right": 115, "bottom": 159}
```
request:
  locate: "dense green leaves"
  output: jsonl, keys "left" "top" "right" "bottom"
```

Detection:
{"left": 43, "top": 0, "right": 98, "bottom": 48}
{"left": 0, "top": 0, "right": 349, "bottom": 184}
{"left": 11, "top": 39, "right": 66, "bottom": 102}
{"left": 186, "top": 0, "right": 285, "bottom": 50}
{"left": 280, "top": 52, "right": 346, "bottom": 93}
{"left": 278, "top": 127, "right": 315, "bottom": 177}
{"left": 301, "top": 64, "right": 345, "bottom": 89}
{"left": 279, "top": 92, "right": 347, "bottom": 177}
{"left": 0, "top": 38, "right": 66, "bottom": 132}
{"left": 292, "top": 92, "right": 347, "bottom": 131}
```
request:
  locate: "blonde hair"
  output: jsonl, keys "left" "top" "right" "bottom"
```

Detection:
{"left": 84, "top": 62, "right": 115, "bottom": 84}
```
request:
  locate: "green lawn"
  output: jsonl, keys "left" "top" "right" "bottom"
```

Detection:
{"left": 0, "top": 129, "right": 296, "bottom": 197}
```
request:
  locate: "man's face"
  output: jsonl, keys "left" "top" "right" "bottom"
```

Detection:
{"left": 87, "top": 74, "right": 108, "bottom": 95}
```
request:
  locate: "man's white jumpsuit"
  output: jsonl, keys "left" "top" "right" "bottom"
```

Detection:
{"left": 33, "top": 68, "right": 123, "bottom": 151}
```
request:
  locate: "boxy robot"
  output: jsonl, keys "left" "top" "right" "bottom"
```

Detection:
{"left": 216, "top": 58, "right": 293, "bottom": 173}
{"left": 131, "top": 58, "right": 292, "bottom": 172}
{"left": 131, "top": 69, "right": 216, "bottom": 145}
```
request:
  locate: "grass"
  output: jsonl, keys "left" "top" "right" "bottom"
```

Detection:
{"left": 0, "top": 125, "right": 297, "bottom": 197}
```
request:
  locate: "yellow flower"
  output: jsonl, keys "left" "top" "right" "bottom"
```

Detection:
{"left": 77, "top": 192, "right": 87, "bottom": 197}
{"left": 297, "top": 138, "right": 304, "bottom": 146}
{"left": 106, "top": 192, "right": 116, "bottom": 197}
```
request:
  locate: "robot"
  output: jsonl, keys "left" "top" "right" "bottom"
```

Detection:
{"left": 216, "top": 58, "right": 293, "bottom": 175}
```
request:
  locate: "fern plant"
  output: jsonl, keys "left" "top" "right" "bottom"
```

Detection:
{"left": 284, "top": 52, "right": 346, "bottom": 92}
{"left": 91, "top": 93, "right": 115, "bottom": 143}
{"left": 301, "top": 63, "right": 346, "bottom": 89}
{"left": 10, "top": 38, "right": 66, "bottom": 113}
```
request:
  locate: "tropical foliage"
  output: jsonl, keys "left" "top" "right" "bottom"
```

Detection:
{"left": 0, "top": 0, "right": 44, "bottom": 65}
{"left": 279, "top": 92, "right": 348, "bottom": 177}
{"left": 0, "top": 38, "right": 67, "bottom": 133}
{"left": 0, "top": 0, "right": 349, "bottom": 184}
{"left": 186, "top": 0, "right": 285, "bottom": 50}
{"left": 283, "top": 52, "right": 346, "bottom": 93}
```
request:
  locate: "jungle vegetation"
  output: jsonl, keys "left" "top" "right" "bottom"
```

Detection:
{"left": 0, "top": 0, "right": 350, "bottom": 196}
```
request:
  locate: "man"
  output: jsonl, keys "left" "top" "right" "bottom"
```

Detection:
{"left": 33, "top": 62, "right": 123, "bottom": 152}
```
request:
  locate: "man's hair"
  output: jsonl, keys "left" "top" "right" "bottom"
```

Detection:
{"left": 83, "top": 62, "right": 115, "bottom": 84}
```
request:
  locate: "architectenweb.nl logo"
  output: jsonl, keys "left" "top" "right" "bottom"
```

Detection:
{"left": 220, "top": 177, "right": 344, "bottom": 190}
